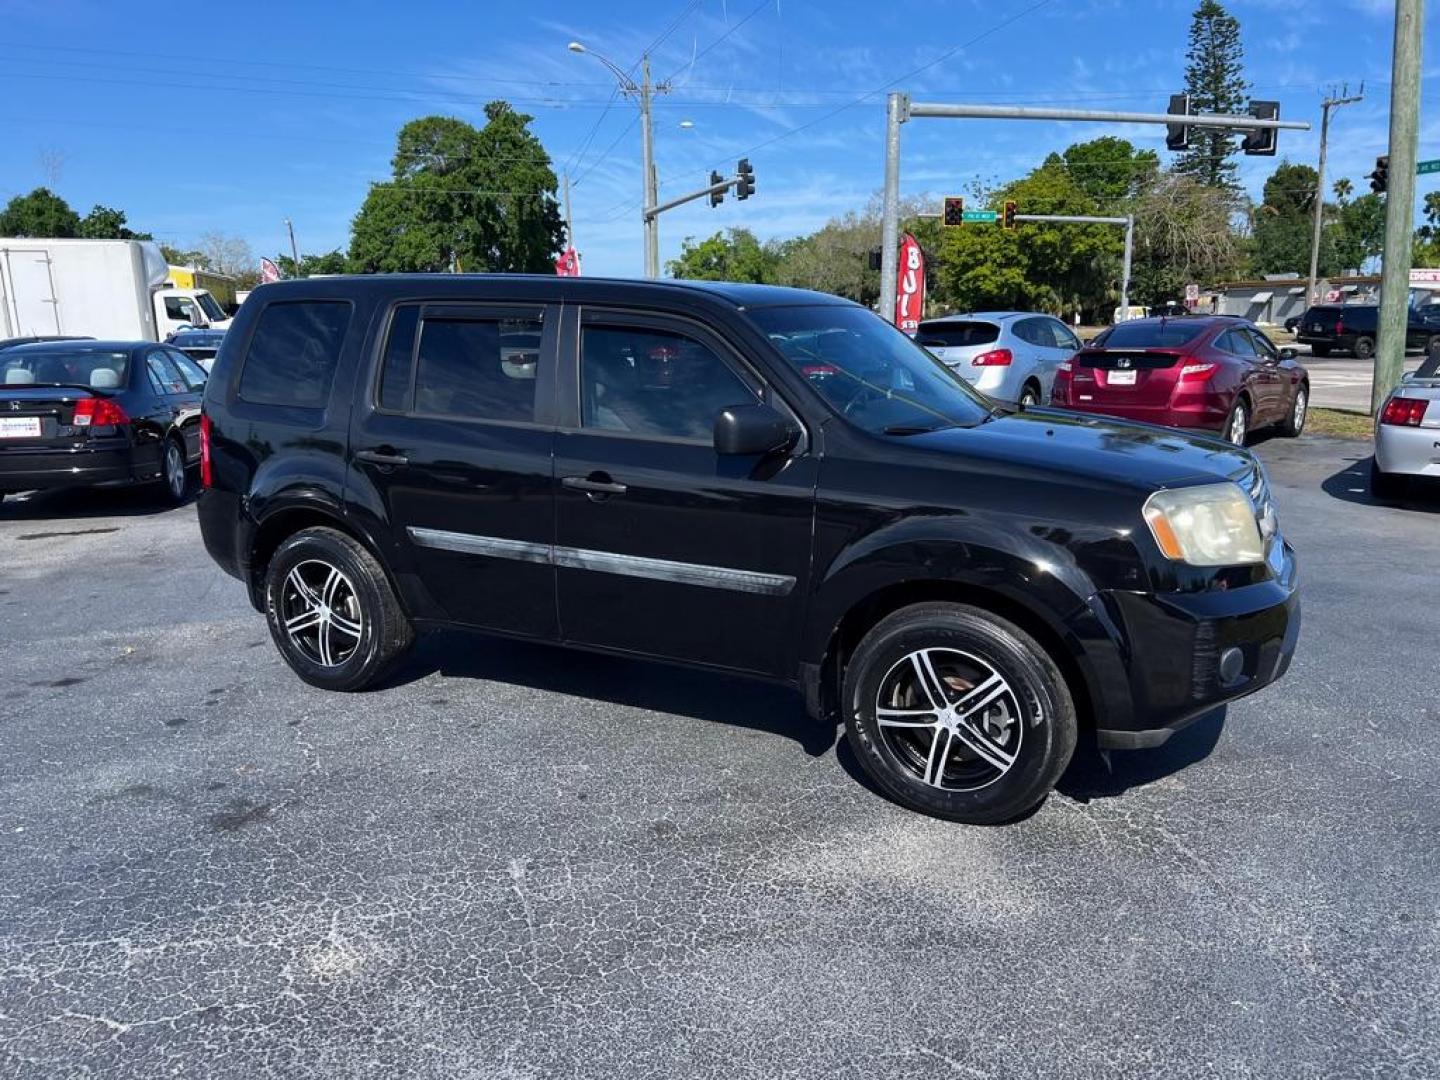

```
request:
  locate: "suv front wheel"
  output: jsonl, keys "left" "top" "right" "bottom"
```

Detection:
{"left": 842, "top": 603, "right": 1077, "bottom": 824}
{"left": 263, "top": 527, "right": 414, "bottom": 691}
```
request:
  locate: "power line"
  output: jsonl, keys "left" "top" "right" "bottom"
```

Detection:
{"left": 666, "top": 0, "right": 771, "bottom": 83}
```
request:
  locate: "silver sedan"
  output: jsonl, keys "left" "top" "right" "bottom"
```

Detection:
{"left": 918, "top": 312, "right": 1081, "bottom": 407}
{"left": 1372, "top": 350, "right": 1440, "bottom": 500}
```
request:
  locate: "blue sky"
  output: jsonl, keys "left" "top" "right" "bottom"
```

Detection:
{"left": 1, "top": 0, "right": 1434, "bottom": 277}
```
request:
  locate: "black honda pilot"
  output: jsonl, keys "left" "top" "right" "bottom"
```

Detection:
{"left": 198, "top": 276, "right": 1300, "bottom": 824}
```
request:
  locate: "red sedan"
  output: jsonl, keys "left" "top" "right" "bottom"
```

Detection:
{"left": 1050, "top": 316, "right": 1309, "bottom": 445}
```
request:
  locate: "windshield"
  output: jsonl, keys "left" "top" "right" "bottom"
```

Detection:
{"left": 196, "top": 292, "right": 227, "bottom": 321}
{"left": 1, "top": 349, "right": 129, "bottom": 389}
{"left": 1093, "top": 321, "right": 1209, "bottom": 349}
{"left": 749, "top": 305, "right": 992, "bottom": 433}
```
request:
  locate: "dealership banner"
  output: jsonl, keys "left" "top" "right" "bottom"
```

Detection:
{"left": 555, "top": 248, "right": 581, "bottom": 277}
{"left": 894, "top": 233, "right": 925, "bottom": 335}
{"left": 259, "top": 257, "right": 282, "bottom": 283}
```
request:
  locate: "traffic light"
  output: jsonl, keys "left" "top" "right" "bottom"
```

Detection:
{"left": 1242, "top": 100, "right": 1279, "bottom": 156}
{"left": 867, "top": 247, "right": 883, "bottom": 272}
{"left": 942, "top": 196, "right": 965, "bottom": 227}
{"left": 1002, "top": 200, "right": 1018, "bottom": 230}
{"left": 1166, "top": 93, "right": 1191, "bottom": 151}
{"left": 708, "top": 170, "right": 725, "bottom": 208}
{"left": 1369, "top": 154, "right": 1389, "bottom": 194}
{"left": 735, "top": 158, "right": 755, "bottom": 200}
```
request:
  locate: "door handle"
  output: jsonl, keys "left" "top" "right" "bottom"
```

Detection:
{"left": 356, "top": 448, "right": 409, "bottom": 467}
{"left": 562, "top": 474, "right": 627, "bottom": 497}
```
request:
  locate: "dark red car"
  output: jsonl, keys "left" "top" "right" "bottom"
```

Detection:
{"left": 1050, "top": 316, "right": 1309, "bottom": 445}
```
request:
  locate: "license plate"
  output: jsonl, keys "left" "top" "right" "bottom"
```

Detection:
{"left": 1311, "top": 323, "right": 1323, "bottom": 332}
{"left": 0, "top": 416, "right": 40, "bottom": 438}
{"left": 1107, "top": 369, "right": 1137, "bottom": 386}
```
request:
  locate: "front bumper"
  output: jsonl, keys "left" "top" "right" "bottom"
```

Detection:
{"left": 0, "top": 443, "right": 157, "bottom": 491}
{"left": 1092, "top": 540, "right": 1300, "bottom": 749}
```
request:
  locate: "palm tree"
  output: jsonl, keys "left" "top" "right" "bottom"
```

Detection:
{"left": 1332, "top": 177, "right": 1354, "bottom": 203}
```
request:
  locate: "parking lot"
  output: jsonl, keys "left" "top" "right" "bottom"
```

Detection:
{"left": 1, "top": 434, "right": 1436, "bottom": 1078}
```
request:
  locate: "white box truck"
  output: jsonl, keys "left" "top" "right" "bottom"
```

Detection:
{"left": 0, "top": 238, "right": 233, "bottom": 342}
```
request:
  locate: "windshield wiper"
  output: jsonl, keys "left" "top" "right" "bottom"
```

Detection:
{"left": 882, "top": 422, "right": 960, "bottom": 436}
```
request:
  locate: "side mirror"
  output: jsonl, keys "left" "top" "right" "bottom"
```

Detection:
{"left": 1279, "top": 347, "right": 1297, "bottom": 360}
{"left": 714, "top": 403, "right": 799, "bottom": 456}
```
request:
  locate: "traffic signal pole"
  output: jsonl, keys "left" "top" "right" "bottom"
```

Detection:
{"left": 878, "top": 95, "right": 1310, "bottom": 325}
{"left": 1371, "top": 0, "right": 1425, "bottom": 414}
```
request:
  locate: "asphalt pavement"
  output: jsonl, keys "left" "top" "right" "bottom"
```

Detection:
{"left": 1287, "top": 345, "right": 1425, "bottom": 412}
{"left": 1, "top": 437, "right": 1437, "bottom": 1079}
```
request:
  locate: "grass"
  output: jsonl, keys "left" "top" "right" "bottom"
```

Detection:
{"left": 1306, "top": 408, "right": 1373, "bottom": 440}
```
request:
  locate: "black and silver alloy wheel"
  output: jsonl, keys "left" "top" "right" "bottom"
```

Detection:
{"left": 159, "top": 439, "right": 188, "bottom": 503}
{"left": 843, "top": 603, "right": 1077, "bottom": 824}
{"left": 279, "top": 559, "right": 364, "bottom": 668}
{"left": 875, "top": 649, "right": 1024, "bottom": 791}
{"left": 1225, "top": 399, "right": 1248, "bottom": 446}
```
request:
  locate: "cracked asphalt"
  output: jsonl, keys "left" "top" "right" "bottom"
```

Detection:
{"left": 1, "top": 435, "right": 1437, "bottom": 1079}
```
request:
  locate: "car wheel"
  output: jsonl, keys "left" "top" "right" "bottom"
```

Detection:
{"left": 1311, "top": 345, "right": 1332, "bottom": 357}
{"left": 842, "top": 603, "right": 1077, "bottom": 824}
{"left": 1018, "top": 381, "right": 1041, "bottom": 409}
{"left": 157, "top": 437, "right": 190, "bottom": 505}
{"left": 1369, "top": 458, "right": 1407, "bottom": 502}
{"left": 1279, "top": 384, "right": 1307, "bottom": 437}
{"left": 263, "top": 526, "right": 414, "bottom": 691}
{"left": 1223, "top": 398, "right": 1249, "bottom": 446}
{"left": 1353, "top": 335, "right": 1375, "bottom": 360}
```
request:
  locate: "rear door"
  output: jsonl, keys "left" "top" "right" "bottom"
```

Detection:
{"left": 349, "top": 300, "right": 560, "bottom": 639}
{"left": 552, "top": 307, "right": 816, "bottom": 677}
{"left": 161, "top": 347, "right": 208, "bottom": 461}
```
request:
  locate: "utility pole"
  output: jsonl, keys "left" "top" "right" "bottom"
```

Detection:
{"left": 1371, "top": 0, "right": 1425, "bottom": 414}
{"left": 283, "top": 218, "right": 299, "bottom": 272}
{"left": 562, "top": 173, "right": 575, "bottom": 252}
{"left": 639, "top": 56, "right": 660, "bottom": 278}
{"left": 1306, "top": 86, "right": 1364, "bottom": 305}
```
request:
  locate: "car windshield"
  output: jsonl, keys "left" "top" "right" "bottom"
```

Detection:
{"left": 1, "top": 349, "right": 129, "bottom": 388}
{"left": 749, "top": 305, "right": 992, "bottom": 433}
{"left": 1094, "top": 321, "right": 1210, "bottom": 348}
{"left": 196, "top": 293, "right": 227, "bottom": 321}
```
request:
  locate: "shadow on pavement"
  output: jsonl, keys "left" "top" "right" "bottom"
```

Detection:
{"left": 1320, "top": 456, "right": 1440, "bottom": 514}
{"left": 0, "top": 485, "right": 192, "bottom": 521}
{"left": 387, "top": 630, "right": 838, "bottom": 758}
{"left": 1057, "top": 707, "right": 1226, "bottom": 803}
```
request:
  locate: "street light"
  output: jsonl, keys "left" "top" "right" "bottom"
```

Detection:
{"left": 569, "top": 40, "right": 669, "bottom": 277}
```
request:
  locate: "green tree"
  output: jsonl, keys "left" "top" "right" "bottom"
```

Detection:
{"left": 667, "top": 228, "right": 781, "bottom": 282}
{"left": 1061, "top": 137, "right": 1159, "bottom": 203}
{"left": 1249, "top": 161, "right": 1322, "bottom": 275}
{"left": 0, "top": 187, "right": 80, "bottom": 237}
{"left": 349, "top": 104, "right": 565, "bottom": 274}
{"left": 1413, "top": 191, "right": 1440, "bottom": 266}
{"left": 1176, "top": 0, "right": 1248, "bottom": 191}
{"left": 78, "top": 204, "right": 150, "bottom": 240}
{"left": 1333, "top": 189, "right": 1385, "bottom": 273}
{"left": 276, "top": 250, "right": 349, "bottom": 278}
{"left": 1129, "top": 171, "right": 1246, "bottom": 306}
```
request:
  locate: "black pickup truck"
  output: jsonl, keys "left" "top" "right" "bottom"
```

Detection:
{"left": 1296, "top": 304, "right": 1440, "bottom": 358}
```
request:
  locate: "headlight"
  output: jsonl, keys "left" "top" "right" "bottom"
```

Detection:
{"left": 1142, "top": 482, "right": 1265, "bottom": 566}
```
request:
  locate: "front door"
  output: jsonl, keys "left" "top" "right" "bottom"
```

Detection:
{"left": 1243, "top": 328, "right": 1286, "bottom": 422}
{"left": 553, "top": 308, "right": 816, "bottom": 677}
{"left": 350, "top": 301, "right": 559, "bottom": 638}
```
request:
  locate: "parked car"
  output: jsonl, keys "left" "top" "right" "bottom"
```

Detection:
{"left": 0, "top": 335, "right": 93, "bottom": 351}
{"left": 1295, "top": 303, "right": 1440, "bottom": 358}
{"left": 1370, "top": 345, "right": 1440, "bottom": 500}
{"left": 197, "top": 276, "right": 1298, "bottom": 825}
{"left": 166, "top": 328, "right": 226, "bottom": 370}
{"left": 1050, "top": 315, "right": 1309, "bottom": 445}
{"left": 0, "top": 339, "right": 207, "bottom": 504}
{"left": 917, "top": 312, "right": 1081, "bottom": 407}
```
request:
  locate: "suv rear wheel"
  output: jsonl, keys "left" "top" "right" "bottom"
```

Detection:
{"left": 842, "top": 603, "right": 1077, "bottom": 824}
{"left": 1353, "top": 335, "right": 1375, "bottom": 360}
{"left": 263, "top": 527, "right": 414, "bottom": 691}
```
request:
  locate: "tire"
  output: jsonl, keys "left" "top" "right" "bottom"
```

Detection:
{"left": 263, "top": 526, "right": 414, "bottom": 691}
{"left": 1222, "top": 397, "right": 1249, "bottom": 446}
{"left": 1369, "top": 458, "right": 1407, "bottom": 502}
{"left": 842, "top": 602, "right": 1077, "bottom": 825}
{"left": 156, "top": 437, "right": 190, "bottom": 505}
{"left": 1311, "top": 345, "right": 1332, "bottom": 357}
{"left": 1279, "top": 383, "right": 1308, "bottom": 437}
{"left": 1018, "top": 381, "right": 1042, "bottom": 409}
{"left": 1353, "top": 335, "right": 1375, "bottom": 360}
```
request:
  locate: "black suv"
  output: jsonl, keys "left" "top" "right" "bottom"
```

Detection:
{"left": 1296, "top": 303, "right": 1440, "bottom": 358}
{"left": 198, "top": 276, "right": 1299, "bottom": 824}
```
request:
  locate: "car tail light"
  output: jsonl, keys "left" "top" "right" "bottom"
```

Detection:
{"left": 1380, "top": 396, "right": 1429, "bottom": 427}
{"left": 972, "top": 348, "right": 1013, "bottom": 367}
{"left": 1178, "top": 362, "right": 1217, "bottom": 379}
{"left": 72, "top": 397, "right": 130, "bottom": 427}
{"left": 199, "top": 413, "right": 214, "bottom": 488}
{"left": 1335, "top": 316, "right": 1344, "bottom": 336}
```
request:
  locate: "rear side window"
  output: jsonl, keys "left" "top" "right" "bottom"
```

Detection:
{"left": 238, "top": 301, "right": 351, "bottom": 408}
{"left": 413, "top": 314, "right": 542, "bottom": 422}
{"left": 919, "top": 321, "right": 999, "bottom": 347}
{"left": 378, "top": 305, "right": 419, "bottom": 411}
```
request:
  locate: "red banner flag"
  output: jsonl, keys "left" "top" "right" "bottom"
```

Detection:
{"left": 894, "top": 233, "right": 925, "bottom": 335}
{"left": 259, "top": 257, "right": 282, "bottom": 283}
{"left": 555, "top": 248, "right": 581, "bottom": 277}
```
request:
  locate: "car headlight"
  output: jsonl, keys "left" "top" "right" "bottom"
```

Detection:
{"left": 1142, "top": 482, "right": 1265, "bottom": 566}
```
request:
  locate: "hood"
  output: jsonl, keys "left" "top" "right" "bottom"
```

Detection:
{"left": 901, "top": 407, "right": 1253, "bottom": 491}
